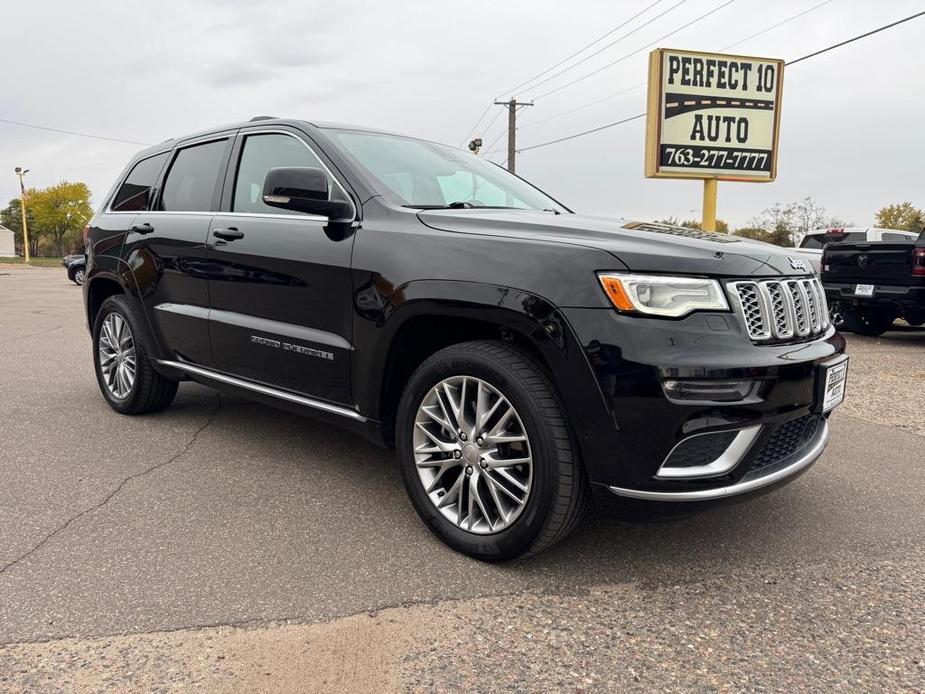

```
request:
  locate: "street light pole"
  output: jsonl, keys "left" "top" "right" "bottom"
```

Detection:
{"left": 14, "top": 167, "right": 30, "bottom": 264}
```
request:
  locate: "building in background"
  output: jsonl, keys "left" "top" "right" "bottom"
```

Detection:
{"left": 0, "top": 224, "right": 15, "bottom": 257}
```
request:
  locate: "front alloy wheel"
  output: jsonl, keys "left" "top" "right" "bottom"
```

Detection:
{"left": 413, "top": 376, "right": 533, "bottom": 534}
{"left": 98, "top": 312, "right": 136, "bottom": 399}
{"left": 396, "top": 341, "right": 589, "bottom": 561}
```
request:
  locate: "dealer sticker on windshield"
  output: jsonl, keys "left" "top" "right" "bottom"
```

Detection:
{"left": 818, "top": 357, "right": 849, "bottom": 413}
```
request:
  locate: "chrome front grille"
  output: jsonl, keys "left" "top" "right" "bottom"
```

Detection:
{"left": 729, "top": 278, "right": 829, "bottom": 342}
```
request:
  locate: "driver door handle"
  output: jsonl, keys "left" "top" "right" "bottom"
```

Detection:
{"left": 130, "top": 222, "right": 155, "bottom": 234}
{"left": 212, "top": 227, "right": 244, "bottom": 241}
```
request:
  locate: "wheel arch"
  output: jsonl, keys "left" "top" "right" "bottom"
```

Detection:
{"left": 355, "top": 279, "right": 620, "bottom": 476}
{"left": 84, "top": 263, "right": 169, "bottom": 366}
{"left": 85, "top": 272, "right": 126, "bottom": 329}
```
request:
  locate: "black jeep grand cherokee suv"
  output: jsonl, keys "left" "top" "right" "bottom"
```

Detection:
{"left": 83, "top": 117, "right": 847, "bottom": 560}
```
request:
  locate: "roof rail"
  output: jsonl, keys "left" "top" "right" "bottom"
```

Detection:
{"left": 249, "top": 115, "right": 278, "bottom": 122}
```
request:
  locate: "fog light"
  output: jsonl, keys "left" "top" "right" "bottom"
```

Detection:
{"left": 662, "top": 379, "right": 756, "bottom": 403}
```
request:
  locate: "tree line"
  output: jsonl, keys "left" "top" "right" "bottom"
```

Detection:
{"left": 661, "top": 198, "right": 924, "bottom": 246}
{"left": 1, "top": 180, "right": 922, "bottom": 258}
{"left": 1, "top": 181, "right": 92, "bottom": 257}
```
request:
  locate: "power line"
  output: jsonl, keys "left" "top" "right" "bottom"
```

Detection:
{"left": 786, "top": 8, "right": 925, "bottom": 65}
{"left": 0, "top": 117, "right": 153, "bottom": 146}
{"left": 720, "top": 0, "right": 832, "bottom": 51}
{"left": 518, "top": 0, "right": 833, "bottom": 131}
{"left": 478, "top": 107, "right": 506, "bottom": 141}
{"left": 519, "top": 0, "right": 690, "bottom": 97}
{"left": 500, "top": 0, "right": 668, "bottom": 97}
{"left": 517, "top": 113, "right": 647, "bottom": 153}
{"left": 532, "top": 0, "right": 737, "bottom": 100}
{"left": 459, "top": 102, "right": 494, "bottom": 147}
{"left": 519, "top": 84, "right": 646, "bottom": 130}
{"left": 483, "top": 129, "right": 507, "bottom": 154}
{"left": 460, "top": 0, "right": 673, "bottom": 142}
{"left": 516, "top": 8, "right": 925, "bottom": 153}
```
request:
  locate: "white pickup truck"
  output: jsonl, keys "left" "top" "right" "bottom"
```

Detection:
{"left": 796, "top": 227, "right": 918, "bottom": 273}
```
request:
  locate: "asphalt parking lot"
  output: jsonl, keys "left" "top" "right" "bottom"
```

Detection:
{"left": 1, "top": 266, "right": 923, "bottom": 692}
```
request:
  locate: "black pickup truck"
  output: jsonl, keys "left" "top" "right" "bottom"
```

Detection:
{"left": 82, "top": 117, "right": 848, "bottom": 560}
{"left": 821, "top": 231, "right": 925, "bottom": 335}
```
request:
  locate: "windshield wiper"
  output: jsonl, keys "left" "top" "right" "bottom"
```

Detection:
{"left": 401, "top": 201, "right": 475, "bottom": 210}
{"left": 402, "top": 203, "right": 529, "bottom": 210}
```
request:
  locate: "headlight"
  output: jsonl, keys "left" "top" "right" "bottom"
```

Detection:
{"left": 597, "top": 273, "right": 729, "bottom": 318}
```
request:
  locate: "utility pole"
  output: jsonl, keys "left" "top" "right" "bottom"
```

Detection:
{"left": 14, "top": 167, "right": 30, "bottom": 264}
{"left": 493, "top": 99, "right": 533, "bottom": 174}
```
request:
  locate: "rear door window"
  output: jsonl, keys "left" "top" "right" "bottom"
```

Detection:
{"left": 882, "top": 232, "right": 913, "bottom": 243}
{"left": 160, "top": 140, "right": 228, "bottom": 211}
{"left": 111, "top": 153, "right": 168, "bottom": 211}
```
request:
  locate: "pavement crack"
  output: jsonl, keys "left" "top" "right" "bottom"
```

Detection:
{"left": 0, "top": 396, "right": 223, "bottom": 576}
{"left": 9, "top": 325, "right": 63, "bottom": 344}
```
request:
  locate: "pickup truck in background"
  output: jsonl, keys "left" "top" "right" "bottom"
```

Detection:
{"left": 821, "top": 230, "right": 925, "bottom": 335}
{"left": 797, "top": 227, "right": 919, "bottom": 273}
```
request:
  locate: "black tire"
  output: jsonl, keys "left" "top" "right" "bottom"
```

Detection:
{"left": 396, "top": 340, "right": 589, "bottom": 561}
{"left": 92, "top": 295, "right": 178, "bottom": 415}
{"left": 903, "top": 312, "right": 924, "bottom": 327}
{"left": 842, "top": 307, "right": 896, "bottom": 337}
{"left": 828, "top": 299, "right": 845, "bottom": 331}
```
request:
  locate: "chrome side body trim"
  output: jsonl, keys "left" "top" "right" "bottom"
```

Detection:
{"left": 157, "top": 359, "right": 366, "bottom": 422}
{"left": 154, "top": 303, "right": 210, "bottom": 320}
{"left": 209, "top": 308, "right": 352, "bottom": 350}
{"left": 609, "top": 420, "right": 829, "bottom": 501}
{"left": 153, "top": 304, "right": 352, "bottom": 350}
{"left": 655, "top": 424, "right": 762, "bottom": 479}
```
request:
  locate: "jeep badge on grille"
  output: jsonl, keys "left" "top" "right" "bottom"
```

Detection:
{"left": 788, "top": 256, "right": 807, "bottom": 272}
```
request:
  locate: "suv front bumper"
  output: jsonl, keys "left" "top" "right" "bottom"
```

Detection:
{"left": 609, "top": 418, "right": 828, "bottom": 500}
{"left": 559, "top": 307, "right": 846, "bottom": 498}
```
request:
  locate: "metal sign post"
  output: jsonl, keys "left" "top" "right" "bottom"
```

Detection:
{"left": 645, "top": 48, "right": 785, "bottom": 232}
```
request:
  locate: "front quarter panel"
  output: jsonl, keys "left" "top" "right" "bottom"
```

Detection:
{"left": 351, "top": 277, "right": 622, "bottom": 469}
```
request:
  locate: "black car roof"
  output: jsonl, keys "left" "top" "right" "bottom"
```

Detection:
{"left": 133, "top": 118, "right": 412, "bottom": 159}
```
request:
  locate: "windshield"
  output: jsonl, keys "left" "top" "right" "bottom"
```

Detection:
{"left": 326, "top": 129, "right": 567, "bottom": 212}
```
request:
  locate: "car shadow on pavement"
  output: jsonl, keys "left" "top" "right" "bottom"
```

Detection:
{"left": 186, "top": 383, "right": 881, "bottom": 586}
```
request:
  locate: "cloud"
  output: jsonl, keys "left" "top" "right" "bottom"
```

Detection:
{"left": 1, "top": 0, "right": 923, "bottom": 229}
{"left": 203, "top": 62, "right": 275, "bottom": 88}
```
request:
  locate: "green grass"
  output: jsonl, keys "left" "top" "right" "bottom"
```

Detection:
{"left": 0, "top": 256, "right": 64, "bottom": 267}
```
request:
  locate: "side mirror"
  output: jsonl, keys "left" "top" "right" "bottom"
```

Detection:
{"left": 262, "top": 167, "right": 352, "bottom": 220}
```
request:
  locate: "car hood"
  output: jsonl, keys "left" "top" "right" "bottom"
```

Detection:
{"left": 418, "top": 209, "right": 810, "bottom": 277}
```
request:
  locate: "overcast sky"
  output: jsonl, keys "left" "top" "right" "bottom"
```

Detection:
{"left": 1, "top": 0, "right": 922, "bottom": 229}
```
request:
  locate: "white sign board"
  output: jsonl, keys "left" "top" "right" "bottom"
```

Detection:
{"left": 645, "top": 48, "right": 784, "bottom": 182}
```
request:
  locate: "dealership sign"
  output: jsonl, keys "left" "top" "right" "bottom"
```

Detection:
{"left": 645, "top": 48, "right": 784, "bottom": 182}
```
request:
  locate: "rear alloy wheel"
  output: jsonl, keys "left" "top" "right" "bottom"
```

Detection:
{"left": 397, "top": 341, "right": 588, "bottom": 561}
{"left": 73, "top": 268, "right": 86, "bottom": 285}
{"left": 98, "top": 312, "right": 137, "bottom": 399}
{"left": 93, "top": 295, "right": 178, "bottom": 414}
